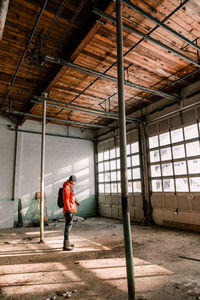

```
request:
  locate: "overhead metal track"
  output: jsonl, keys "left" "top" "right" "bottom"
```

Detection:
{"left": 93, "top": 8, "right": 200, "bottom": 68}
{"left": 122, "top": 0, "right": 200, "bottom": 52}
{"left": 0, "top": 0, "right": 49, "bottom": 112}
{"left": 5, "top": 110, "right": 110, "bottom": 129}
{"left": 32, "top": 96, "right": 141, "bottom": 123}
{"left": 9, "top": 128, "right": 97, "bottom": 142}
{"left": 39, "top": 53, "right": 176, "bottom": 100}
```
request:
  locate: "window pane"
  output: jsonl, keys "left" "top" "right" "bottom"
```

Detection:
{"left": 172, "top": 145, "right": 185, "bottom": 159}
{"left": 163, "top": 179, "right": 175, "bottom": 192}
{"left": 133, "top": 181, "right": 141, "bottom": 192}
{"left": 131, "top": 142, "right": 139, "bottom": 153}
{"left": 110, "top": 160, "right": 116, "bottom": 170}
{"left": 117, "top": 159, "right": 120, "bottom": 169}
{"left": 105, "top": 172, "right": 110, "bottom": 182}
{"left": 118, "top": 183, "right": 121, "bottom": 193}
{"left": 98, "top": 152, "right": 103, "bottom": 162}
{"left": 127, "top": 156, "right": 131, "bottom": 167}
{"left": 133, "top": 168, "right": 140, "bottom": 179}
{"left": 132, "top": 154, "right": 140, "bottom": 166}
{"left": 126, "top": 144, "right": 130, "bottom": 155}
{"left": 189, "top": 177, "right": 200, "bottom": 192}
{"left": 162, "top": 163, "right": 173, "bottom": 176}
{"left": 128, "top": 169, "right": 132, "bottom": 180}
{"left": 149, "top": 136, "right": 159, "bottom": 149}
{"left": 117, "top": 171, "right": 121, "bottom": 181}
{"left": 98, "top": 173, "right": 104, "bottom": 182}
{"left": 98, "top": 163, "right": 104, "bottom": 172}
{"left": 171, "top": 128, "right": 183, "bottom": 143}
{"left": 184, "top": 124, "right": 198, "bottom": 140}
{"left": 110, "top": 171, "right": 116, "bottom": 181}
{"left": 175, "top": 178, "right": 189, "bottom": 192}
{"left": 110, "top": 148, "right": 116, "bottom": 159}
{"left": 186, "top": 141, "right": 200, "bottom": 157}
{"left": 161, "top": 147, "right": 172, "bottom": 161}
{"left": 111, "top": 183, "right": 118, "bottom": 193}
{"left": 99, "top": 184, "right": 104, "bottom": 193}
{"left": 128, "top": 181, "right": 133, "bottom": 193}
{"left": 105, "top": 184, "right": 110, "bottom": 193}
{"left": 174, "top": 161, "right": 187, "bottom": 175}
{"left": 116, "top": 147, "right": 120, "bottom": 157}
{"left": 150, "top": 150, "right": 160, "bottom": 162}
{"left": 151, "top": 164, "right": 161, "bottom": 177}
{"left": 152, "top": 179, "right": 162, "bottom": 192}
{"left": 159, "top": 132, "right": 170, "bottom": 146}
{"left": 104, "top": 150, "right": 109, "bottom": 160}
{"left": 104, "top": 161, "right": 110, "bottom": 171}
{"left": 188, "top": 159, "right": 200, "bottom": 174}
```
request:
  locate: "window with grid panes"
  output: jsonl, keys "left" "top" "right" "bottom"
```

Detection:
{"left": 148, "top": 122, "right": 200, "bottom": 192}
{"left": 97, "top": 141, "right": 141, "bottom": 194}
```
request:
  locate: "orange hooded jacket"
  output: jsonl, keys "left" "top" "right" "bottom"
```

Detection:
{"left": 62, "top": 180, "right": 77, "bottom": 213}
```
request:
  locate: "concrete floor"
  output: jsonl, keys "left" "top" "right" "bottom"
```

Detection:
{"left": 0, "top": 217, "right": 199, "bottom": 300}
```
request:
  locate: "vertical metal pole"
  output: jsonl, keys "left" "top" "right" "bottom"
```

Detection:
{"left": 137, "top": 124, "right": 146, "bottom": 217}
{"left": 116, "top": 1, "right": 135, "bottom": 299}
{"left": 40, "top": 94, "right": 46, "bottom": 242}
{"left": 12, "top": 124, "right": 18, "bottom": 201}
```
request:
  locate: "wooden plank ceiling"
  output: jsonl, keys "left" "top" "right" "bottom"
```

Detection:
{"left": 0, "top": 0, "right": 200, "bottom": 129}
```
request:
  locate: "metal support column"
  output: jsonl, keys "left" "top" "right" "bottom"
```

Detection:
{"left": 116, "top": 1, "right": 135, "bottom": 299}
{"left": 40, "top": 94, "right": 46, "bottom": 243}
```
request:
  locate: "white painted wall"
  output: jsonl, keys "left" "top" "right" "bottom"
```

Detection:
{"left": 0, "top": 116, "right": 15, "bottom": 200}
{"left": 0, "top": 117, "right": 96, "bottom": 226}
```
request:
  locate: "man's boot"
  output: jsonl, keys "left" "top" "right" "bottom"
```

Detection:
{"left": 63, "top": 240, "right": 74, "bottom": 251}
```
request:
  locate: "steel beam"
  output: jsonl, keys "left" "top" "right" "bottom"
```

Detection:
{"left": 116, "top": 1, "right": 135, "bottom": 299}
{"left": 122, "top": 0, "right": 200, "bottom": 52}
{"left": 5, "top": 110, "right": 110, "bottom": 129}
{"left": 32, "top": 97, "right": 141, "bottom": 123}
{"left": 41, "top": 53, "right": 176, "bottom": 100}
{"left": 93, "top": 8, "right": 200, "bottom": 68}
{"left": 0, "top": 0, "right": 49, "bottom": 111}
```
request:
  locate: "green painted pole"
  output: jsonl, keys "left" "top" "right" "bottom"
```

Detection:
{"left": 116, "top": 0, "right": 135, "bottom": 299}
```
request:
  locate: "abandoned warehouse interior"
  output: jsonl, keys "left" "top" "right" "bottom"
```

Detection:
{"left": 0, "top": 0, "right": 200, "bottom": 299}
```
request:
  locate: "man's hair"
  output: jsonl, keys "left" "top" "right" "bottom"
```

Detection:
{"left": 69, "top": 175, "right": 77, "bottom": 183}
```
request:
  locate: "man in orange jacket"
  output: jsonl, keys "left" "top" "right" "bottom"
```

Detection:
{"left": 62, "top": 175, "right": 79, "bottom": 251}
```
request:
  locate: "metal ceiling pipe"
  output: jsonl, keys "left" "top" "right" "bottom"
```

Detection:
{"left": 32, "top": 98, "right": 140, "bottom": 123}
{"left": 93, "top": 8, "right": 200, "bottom": 68}
{"left": 0, "top": 0, "right": 9, "bottom": 39}
{"left": 122, "top": 0, "right": 200, "bottom": 52}
{"left": 0, "top": 0, "right": 49, "bottom": 111}
{"left": 116, "top": 1, "right": 135, "bottom": 299}
{"left": 5, "top": 110, "right": 110, "bottom": 129}
{"left": 146, "top": 100, "right": 200, "bottom": 124}
{"left": 42, "top": 53, "right": 176, "bottom": 100}
{"left": 40, "top": 94, "right": 46, "bottom": 243}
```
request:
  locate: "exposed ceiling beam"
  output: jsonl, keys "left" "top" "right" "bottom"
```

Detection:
{"left": 6, "top": 110, "right": 110, "bottom": 129}
{"left": 0, "top": 0, "right": 49, "bottom": 112}
{"left": 41, "top": 52, "right": 177, "bottom": 100}
{"left": 122, "top": 0, "right": 200, "bottom": 52}
{"left": 93, "top": 8, "right": 200, "bottom": 68}
{"left": 32, "top": 96, "right": 140, "bottom": 123}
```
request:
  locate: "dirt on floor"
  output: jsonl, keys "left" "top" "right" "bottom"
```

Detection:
{"left": 0, "top": 217, "right": 199, "bottom": 300}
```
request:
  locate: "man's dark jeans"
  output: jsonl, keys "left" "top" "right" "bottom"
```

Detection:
{"left": 64, "top": 211, "right": 74, "bottom": 242}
